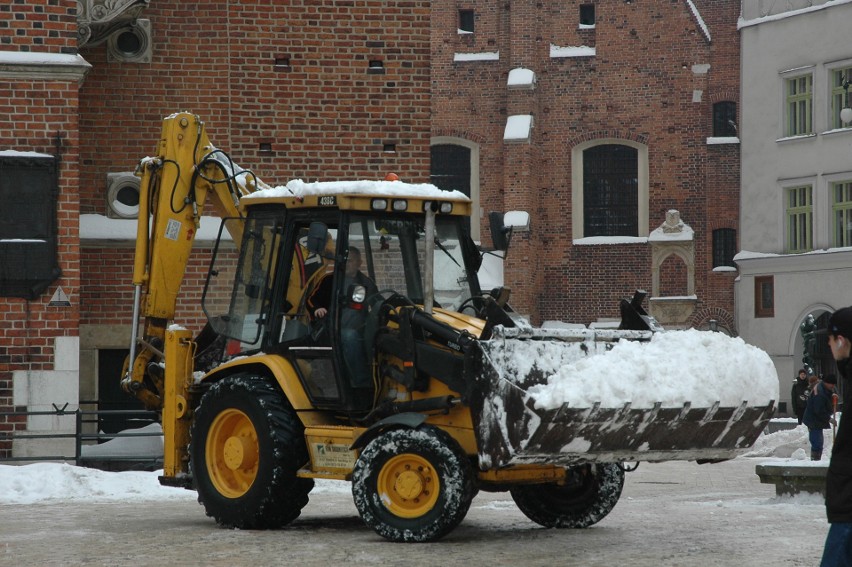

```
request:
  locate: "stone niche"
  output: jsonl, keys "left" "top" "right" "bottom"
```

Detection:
{"left": 648, "top": 210, "right": 696, "bottom": 328}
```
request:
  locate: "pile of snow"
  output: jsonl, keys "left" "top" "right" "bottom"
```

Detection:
{"left": 526, "top": 329, "right": 779, "bottom": 410}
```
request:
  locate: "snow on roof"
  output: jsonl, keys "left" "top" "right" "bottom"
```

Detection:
{"left": 738, "top": 0, "right": 852, "bottom": 29}
{"left": 242, "top": 179, "right": 469, "bottom": 202}
{"left": 685, "top": 0, "right": 711, "bottom": 42}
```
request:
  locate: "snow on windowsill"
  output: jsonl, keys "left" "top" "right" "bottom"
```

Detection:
{"left": 776, "top": 133, "right": 817, "bottom": 143}
{"left": 707, "top": 137, "right": 740, "bottom": 145}
{"left": 573, "top": 236, "right": 648, "bottom": 245}
{"left": 713, "top": 266, "right": 738, "bottom": 272}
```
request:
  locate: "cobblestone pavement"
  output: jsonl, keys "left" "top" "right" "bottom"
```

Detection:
{"left": 0, "top": 458, "right": 828, "bottom": 567}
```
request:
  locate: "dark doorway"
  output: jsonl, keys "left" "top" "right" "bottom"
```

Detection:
{"left": 97, "top": 349, "right": 152, "bottom": 435}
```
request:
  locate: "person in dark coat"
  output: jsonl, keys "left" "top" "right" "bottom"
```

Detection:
{"left": 793, "top": 368, "right": 811, "bottom": 425}
{"left": 819, "top": 307, "right": 852, "bottom": 567}
{"left": 804, "top": 373, "right": 837, "bottom": 461}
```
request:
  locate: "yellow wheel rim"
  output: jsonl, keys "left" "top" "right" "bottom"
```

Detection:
{"left": 206, "top": 408, "right": 260, "bottom": 498}
{"left": 376, "top": 453, "right": 440, "bottom": 519}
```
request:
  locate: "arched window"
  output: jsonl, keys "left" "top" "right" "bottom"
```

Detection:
{"left": 430, "top": 138, "right": 480, "bottom": 239}
{"left": 572, "top": 140, "right": 648, "bottom": 239}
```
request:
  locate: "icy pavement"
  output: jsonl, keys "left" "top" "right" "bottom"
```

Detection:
{"left": 0, "top": 456, "right": 828, "bottom": 567}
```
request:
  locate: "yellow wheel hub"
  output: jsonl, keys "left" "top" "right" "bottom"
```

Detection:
{"left": 206, "top": 408, "right": 259, "bottom": 498}
{"left": 377, "top": 454, "right": 440, "bottom": 519}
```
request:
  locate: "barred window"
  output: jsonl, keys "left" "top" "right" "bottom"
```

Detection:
{"left": 712, "top": 102, "right": 737, "bottom": 137}
{"left": 583, "top": 144, "right": 638, "bottom": 237}
{"left": 712, "top": 228, "right": 736, "bottom": 268}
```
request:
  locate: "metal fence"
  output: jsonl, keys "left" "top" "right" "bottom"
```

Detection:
{"left": 0, "top": 403, "right": 163, "bottom": 471}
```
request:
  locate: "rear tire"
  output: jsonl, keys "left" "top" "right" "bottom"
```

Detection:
{"left": 352, "top": 426, "right": 475, "bottom": 542}
{"left": 190, "top": 374, "right": 313, "bottom": 529}
{"left": 510, "top": 463, "right": 624, "bottom": 528}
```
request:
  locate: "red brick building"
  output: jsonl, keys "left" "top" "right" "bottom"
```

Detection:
{"left": 0, "top": 0, "right": 741, "bottom": 458}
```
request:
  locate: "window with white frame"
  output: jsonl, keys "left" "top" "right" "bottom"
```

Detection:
{"left": 831, "top": 68, "right": 852, "bottom": 130}
{"left": 833, "top": 180, "right": 852, "bottom": 248}
{"left": 786, "top": 184, "right": 812, "bottom": 253}
{"left": 785, "top": 75, "right": 813, "bottom": 137}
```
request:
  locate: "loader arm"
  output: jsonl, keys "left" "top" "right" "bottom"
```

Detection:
{"left": 122, "top": 112, "right": 265, "bottom": 409}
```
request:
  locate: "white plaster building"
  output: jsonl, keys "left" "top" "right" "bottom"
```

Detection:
{"left": 737, "top": 0, "right": 852, "bottom": 414}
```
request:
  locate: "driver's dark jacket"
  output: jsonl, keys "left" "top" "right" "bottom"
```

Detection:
{"left": 827, "top": 358, "right": 852, "bottom": 523}
{"left": 307, "top": 270, "right": 377, "bottom": 328}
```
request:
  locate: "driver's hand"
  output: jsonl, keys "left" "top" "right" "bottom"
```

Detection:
{"left": 315, "top": 307, "right": 327, "bottom": 318}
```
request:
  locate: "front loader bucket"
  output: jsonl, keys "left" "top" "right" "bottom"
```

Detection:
{"left": 468, "top": 326, "right": 776, "bottom": 470}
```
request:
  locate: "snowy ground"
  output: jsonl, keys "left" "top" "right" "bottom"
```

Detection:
{"left": 0, "top": 419, "right": 836, "bottom": 566}
{"left": 0, "top": 417, "right": 828, "bottom": 505}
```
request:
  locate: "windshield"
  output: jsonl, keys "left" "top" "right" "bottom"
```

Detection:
{"left": 347, "top": 214, "right": 479, "bottom": 311}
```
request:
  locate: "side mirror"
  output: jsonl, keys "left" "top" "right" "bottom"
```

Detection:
{"left": 489, "top": 212, "right": 509, "bottom": 251}
{"left": 307, "top": 222, "right": 329, "bottom": 255}
{"left": 488, "top": 210, "right": 530, "bottom": 251}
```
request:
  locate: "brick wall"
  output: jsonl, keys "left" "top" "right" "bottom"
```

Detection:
{"left": 433, "top": 0, "right": 741, "bottom": 326}
{"left": 0, "top": 0, "right": 81, "bottom": 455}
{"left": 73, "top": 0, "right": 433, "bottom": 335}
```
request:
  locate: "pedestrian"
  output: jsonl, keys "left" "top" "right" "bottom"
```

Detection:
{"left": 804, "top": 373, "right": 837, "bottom": 461}
{"left": 819, "top": 306, "right": 852, "bottom": 566}
{"left": 793, "top": 368, "right": 811, "bottom": 425}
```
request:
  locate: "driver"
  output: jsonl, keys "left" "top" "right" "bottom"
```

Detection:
{"left": 307, "top": 247, "right": 377, "bottom": 388}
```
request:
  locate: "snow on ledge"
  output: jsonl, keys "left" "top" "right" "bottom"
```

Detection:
{"left": 707, "top": 137, "right": 740, "bottom": 145}
{"left": 550, "top": 44, "right": 595, "bottom": 58}
{"left": 573, "top": 236, "right": 648, "bottom": 245}
{"left": 507, "top": 68, "right": 536, "bottom": 88}
{"left": 80, "top": 214, "right": 228, "bottom": 242}
{"left": 453, "top": 51, "right": 499, "bottom": 62}
{"left": 0, "top": 149, "right": 53, "bottom": 158}
{"left": 504, "top": 115, "right": 533, "bottom": 142}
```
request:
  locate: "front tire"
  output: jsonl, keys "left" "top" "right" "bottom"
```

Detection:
{"left": 510, "top": 463, "right": 624, "bottom": 528}
{"left": 352, "top": 426, "right": 475, "bottom": 542}
{"left": 190, "top": 374, "right": 313, "bottom": 529}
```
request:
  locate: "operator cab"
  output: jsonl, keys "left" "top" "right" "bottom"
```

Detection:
{"left": 202, "top": 196, "right": 483, "bottom": 415}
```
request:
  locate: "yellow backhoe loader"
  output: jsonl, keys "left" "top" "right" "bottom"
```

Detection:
{"left": 122, "top": 112, "right": 776, "bottom": 542}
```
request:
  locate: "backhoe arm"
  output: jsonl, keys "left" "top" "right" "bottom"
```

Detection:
{"left": 122, "top": 112, "right": 263, "bottom": 409}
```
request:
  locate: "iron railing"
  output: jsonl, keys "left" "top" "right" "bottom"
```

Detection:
{"left": 0, "top": 404, "right": 163, "bottom": 470}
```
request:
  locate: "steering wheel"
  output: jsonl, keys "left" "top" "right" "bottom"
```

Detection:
{"left": 363, "top": 290, "right": 410, "bottom": 350}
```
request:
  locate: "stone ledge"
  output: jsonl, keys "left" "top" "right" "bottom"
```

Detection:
{"left": 755, "top": 463, "right": 827, "bottom": 496}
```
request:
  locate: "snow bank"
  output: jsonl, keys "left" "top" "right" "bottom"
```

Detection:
{"left": 526, "top": 329, "right": 779, "bottom": 409}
